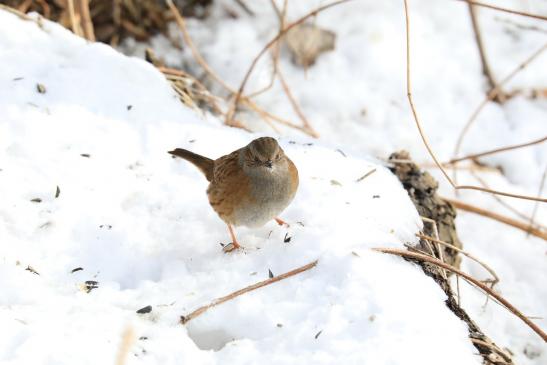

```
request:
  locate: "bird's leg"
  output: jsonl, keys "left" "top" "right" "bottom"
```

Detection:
{"left": 223, "top": 224, "right": 242, "bottom": 253}
{"left": 274, "top": 217, "right": 290, "bottom": 227}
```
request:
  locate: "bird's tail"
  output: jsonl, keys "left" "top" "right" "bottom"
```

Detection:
{"left": 168, "top": 148, "right": 214, "bottom": 182}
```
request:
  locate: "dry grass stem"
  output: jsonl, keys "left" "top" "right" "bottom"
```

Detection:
{"left": 416, "top": 233, "right": 499, "bottom": 286}
{"left": 403, "top": 0, "right": 547, "bottom": 203}
{"left": 452, "top": 42, "right": 547, "bottom": 184}
{"left": 115, "top": 326, "right": 135, "bottom": 365}
{"left": 166, "top": 0, "right": 234, "bottom": 92}
{"left": 167, "top": 0, "right": 317, "bottom": 136}
{"left": 277, "top": 67, "right": 319, "bottom": 137}
{"left": 455, "top": 0, "right": 547, "bottom": 21}
{"left": 444, "top": 197, "right": 547, "bottom": 241}
{"left": 373, "top": 247, "right": 547, "bottom": 341}
{"left": 0, "top": 3, "right": 35, "bottom": 21}
{"left": 469, "top": 170, "right": 546, "bottom": 231}
{"left": 470, "top": 338, "right": 513, "bottom": 363}
{"left": 528, "top": 166, "right": 547, "bottom": 237}
{"left": 448, "top": 135, "right": 547, "bottom": 165}
{"left": 66, "top": 0, "right": 80, "bottom": 36}
{"left": 77, "top": 0, "right": 95, "bottom": 41}
{"left": 420, "top": 217, "right": 448, "bottom": 280}
{"left": 226, "top": 0, "right": 354, "bottom": 125}
{"left": 467, "top": 3, "right": 503, "bottom": 102}
{"left": 180, "top": 260, "right": 318, "bottom": 324}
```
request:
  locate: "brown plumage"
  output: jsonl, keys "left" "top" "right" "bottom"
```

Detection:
{"left": 169, "top": 137, "right": 299, "bottom": 252}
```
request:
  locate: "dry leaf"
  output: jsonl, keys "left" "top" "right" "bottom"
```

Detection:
{"left": 285, "top": 23, "right": 336, "bottom": 68}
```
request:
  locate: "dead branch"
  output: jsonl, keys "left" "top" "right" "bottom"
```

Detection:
{"left": 467, "top": 3, "right": 504, "bottom": 102}
{"left": 402, "top": 0, "right": 547, "bottom": 203}
{"left": 455, "top": 0, "right": 547, "bottom": 22}
{"left": 373, "top": 247, "right": 547, "bottom": 341}
{"left": 447, "top": 135, "right": 547, "bottom": 165}
{"left": 180, "top": 260, "right": 318, "bottom": 324}
{"left": 443, "top": 197, "right": 547, "bottom": 241}
{"left": 226, "top": 0, "right": 354, "bottom": 125}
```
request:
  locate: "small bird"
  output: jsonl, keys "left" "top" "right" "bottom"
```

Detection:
{"left": 169, "top": 137, "right": 299, "bottom": 252}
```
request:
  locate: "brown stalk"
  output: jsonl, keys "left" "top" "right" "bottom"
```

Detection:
{"left": 402, "top": 0, "right": 547, "bottom": 203}
{"left": 166, "top": 0, "right": 315, "bottom": 136}
{"left": 452, "top": 43, "right": 547, "bottom": 186}
{"left": 455, "top": 0, "right": 547, "bottom": 22}
{"left": 373, "top": 247, "right": 547, "bottom": 341}
{"left": 180, "top": 260, "right": 318, "bottom": 324}
{"left": 528, "top": 166, "right": 547, "bottom": 237}
{"left": 448, "top": 135, "right": 547, "bottom": 165}
{"left": 77, "top": 0, "right": 95, "bottom": 41}
{"left": 244, "top": 0, "right": 286, "bottom": 99}
{"left": 166, "top": 0, "right": 234, "bottom": 92}
{"left": 0, "top": 3, "right": 33, "bottom": 21}
{"left": 226, "top": 0, "right": 355, "bottom": 125}
{"left": 16, "top": 0, "right": 32, "bottom": 13}
{"left": 277, "top": 67, "right": 319, "bottom": 137}
{"left": 443, "top": 197, "right": 547, "bottom": 241}
{"left": 416, "top": 233, "right": 499, "bottom": 286}
{"left": 467, "top": 3, "right": 504, "bottom": 102}
{"left": 67, "top": 0, "right": 81, "bottom": 37}
{"left": 469, "top": 170, "right": 546, "bottom": 231}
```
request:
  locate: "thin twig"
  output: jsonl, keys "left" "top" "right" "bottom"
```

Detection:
{"left": 277, "top": 67, "right": 319, "bottom": 137}
{"left": 470, "top": 338, "right": 513, "bottom": 363}
{"left": 77, "top": 0, "right": 95, "bottom": 41}
{"left": 226, "top": 0, "right": 354, "bottom": 125}
{"left": 166, "top": 0, "right": 234, "bottom": 92}
{"left": 245, "top": 0, "right": 286, "bottom": 99}
{"left": 444, "top": 197, "right": 547, "bottom": 241}
{"left": 467, "top": 3, "right": 504, "bottom": 102}
{"left": 402, "top": 0, "right": 547, "bottom": 203}
{"left": 528, "top": 166, "right": 547, "bottom": 237}
{"left": 356, "top": 168, "right": 377, "bottom": 182}
{"left": 67, "top": 0, "right": 80, "bottom": 36}
{"left": 180, "top": 260, "right": 318, "bottom": 324}
{"left": 469, "top": 169, "right": 546, "bottom": 231}
{"left": 420, "top": 217, "right": 448, "bottom": 280}
{"left": 0, "top": 3, "right": 34, "bottom": 21}
{"left": 452, "top": 42, "right": 547, "bottom": 180}
{"left": 416, "top": 233, "right": 499, "bottom": 286}
{"left": 167, "top": 0, "right": 317, "bottom": 136}
{"left": 455, "top": 0, "right": 547, "bottom": 22}
{"left": 373, "top": 247, "right": 547, "bottom": 341}
{"left": 448, "top": 135, "right": 547, "bottom": 164}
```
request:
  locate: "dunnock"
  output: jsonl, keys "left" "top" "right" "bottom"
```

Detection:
{"left": 169, "top": 137, "right": 299, "bottom": 252}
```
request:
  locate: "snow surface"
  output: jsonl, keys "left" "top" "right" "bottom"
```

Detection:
{"left": 0, "top": 9, "right": 484, "bottom": 365}
{"left": 122, "top": 0, "right": 547, "bottom": 363}
{"left": 1, "top": 0, "right": 546, "bottom": 363}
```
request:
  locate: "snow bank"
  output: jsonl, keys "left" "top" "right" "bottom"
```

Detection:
{"left": 0, "top": 10, "right": 482, "bottom": 365}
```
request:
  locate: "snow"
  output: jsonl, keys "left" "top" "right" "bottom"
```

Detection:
{"left": 1, "top": 0, "right": 545, "bottom": 363}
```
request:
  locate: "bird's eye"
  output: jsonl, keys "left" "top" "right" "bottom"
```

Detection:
{"left": 254, "top": 157, "right": 260, "bottom": 163}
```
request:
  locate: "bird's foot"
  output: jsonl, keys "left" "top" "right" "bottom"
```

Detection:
{"left": 222, "top": 241, "right": 242, "bottom": 253}
{"left": 275, "top": 217, "right": 290, "bottom": 228}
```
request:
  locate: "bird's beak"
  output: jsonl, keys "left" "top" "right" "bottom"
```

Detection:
{"left": 265, "top": 160, "right": 273, "bottom": 168}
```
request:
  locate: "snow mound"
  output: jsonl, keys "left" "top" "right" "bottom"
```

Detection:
{"left": 0, "top": 11, "right": 478, "bottom": 364}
